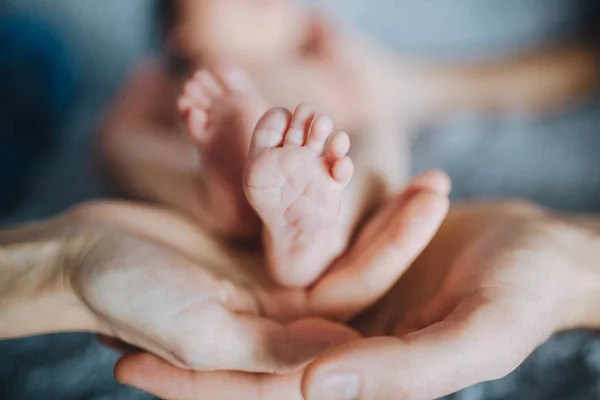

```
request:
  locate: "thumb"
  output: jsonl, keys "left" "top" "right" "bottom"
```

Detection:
{"left": 308, "top": 171, "right": 450, "bottom": 321}
{"left": 303, "top": 295, "right": 552, "bottom": 400}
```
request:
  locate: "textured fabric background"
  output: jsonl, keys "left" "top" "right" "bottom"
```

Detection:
{"left": 1, "top": 1, "right": 599, "bottom": 399}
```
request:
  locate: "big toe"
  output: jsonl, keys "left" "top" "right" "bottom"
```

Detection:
{"left": 248, "top": 107, "right": 292, "bottom": 158}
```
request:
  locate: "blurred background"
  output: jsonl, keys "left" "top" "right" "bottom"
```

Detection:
{"left": 1, "top": 0, "right": 599, "bottom": 399}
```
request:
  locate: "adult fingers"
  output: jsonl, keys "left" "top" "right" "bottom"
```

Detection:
{"left": 116, "top": 353, "right": 304, "bottom": 400}
{"left": 303, "top": 294, "right": 552, "bottom": 400}
{"left": 308, "top": 172, "right": 450, "bottom": 321}
{"left": 170, "top": 308, "right": 360, "bottom": 373}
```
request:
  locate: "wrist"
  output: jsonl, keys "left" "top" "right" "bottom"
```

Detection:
{"left": 0, "top": 215, "right": 99, "bottom": 339}
{"left": 573, "top": 230, "right": 600, "bottom": 330}
{"left": 553, "top": 215, "right": 600, "bottom": 331}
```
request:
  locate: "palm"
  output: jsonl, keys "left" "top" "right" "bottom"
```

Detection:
{"left": 74, "top": 196, "right": 411, "bottom": 334}
{"left": 354, "top": 202, "right": 572, "bottom": 344}
{"left": 72, "top": 202, "right": 335, "bottom": 371}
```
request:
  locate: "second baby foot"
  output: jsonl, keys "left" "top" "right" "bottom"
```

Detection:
{"left": 244, "top": 105, "right": 354, "bottom": 288}
{"left": 178, "top": 63, "right": 268, "bottom": 237}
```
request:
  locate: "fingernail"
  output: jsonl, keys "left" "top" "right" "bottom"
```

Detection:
{"left": 310, "top": 373, "right": 361, "bottom": 400}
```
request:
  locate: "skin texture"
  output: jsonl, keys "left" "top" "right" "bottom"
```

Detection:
{"left": 0, "top": 203, "right": 354, "bottom": 372}
{"left": 303, "top": 202, "right": 600, "bottom": 400}
{"left": 176, "top": 62, "right": 405, "bottom": 289}
{"left": 177, "top": 63, "right": 267, "bottom": 236}
{"left": 116, "top": 201, "right": 600, "bottom": 400}
{"left": 98, "top": 10, "right": 411, "bottom": 236}
{"left": 100, "top": 56, "right": 407, "bottom": 238}
{"left": 243, "top": 105, "right": 354, "bottom": 288}
{"left": 0, "top": 171, "right": 450, "bottom": 381}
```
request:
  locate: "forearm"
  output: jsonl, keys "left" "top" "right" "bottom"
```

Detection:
{"left": 560, "top": 214, "right": 600, "bottom": 330}
{"left": 493, "top": 204, "right": 600, "bottom": 331}
{"left": 0, "top": 217, "right": 96, "bottom": 339}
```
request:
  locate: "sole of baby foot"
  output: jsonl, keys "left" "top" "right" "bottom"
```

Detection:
{"left": 178, "top": 62, "right": 269, "bottom": 237}
{"left": 244, "top": 104, "right": 354, "bottom": 288}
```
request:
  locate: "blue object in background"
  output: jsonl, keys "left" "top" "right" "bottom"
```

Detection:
{"left": 0, "top": 11, "right": 75, "bottom": 215}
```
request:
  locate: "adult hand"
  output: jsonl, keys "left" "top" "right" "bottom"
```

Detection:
{"left": 0, "top": 201, "right": 359, "bottom": 373}
{"left": 114, "top": 171, "right": 451, "bottom": 399}
{"left": 118, "top": 201, "right": 600, "bottom": 400}
{"left": 302, "top": 201, "right": 600, "bottom": 400}
{"left": 70, "top": 202, "right": 368, "bottom": 373}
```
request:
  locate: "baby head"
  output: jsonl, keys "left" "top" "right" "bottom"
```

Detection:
{"left": 155, "top": 0, "right": 375, "bottom": 132}
{"left": 156, "top": 0, "right": 307, "bottom": 68}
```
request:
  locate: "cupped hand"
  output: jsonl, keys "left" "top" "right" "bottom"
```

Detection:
{"left": 302, "top": 201, "right": 600, "bottom": 400}
{"left": 111, "top": 171, "right": 451, "bottom": 399}
{"left": 67, "top": 201, "right": 360, "bottom": 374}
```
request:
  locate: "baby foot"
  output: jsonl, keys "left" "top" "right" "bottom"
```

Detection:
{"left": 178, "top": 63, "right": 269, "bottom": 237}
{"left": 244, "top": 105, "right": 354, "bottom": 288}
